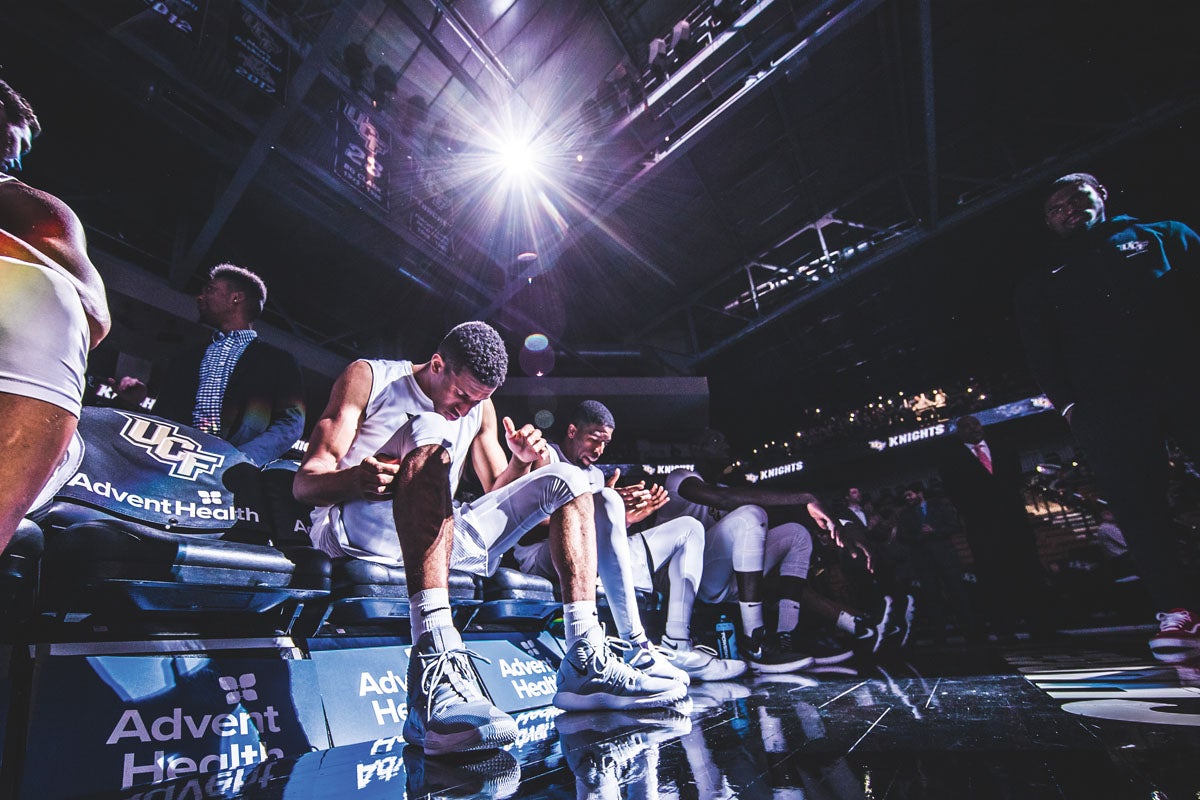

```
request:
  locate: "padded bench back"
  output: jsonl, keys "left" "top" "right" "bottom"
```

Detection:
{"left": 33, "top": 407, "right": 272, "bottom": 541}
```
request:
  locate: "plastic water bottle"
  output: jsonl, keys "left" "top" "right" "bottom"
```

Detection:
{"left": 715, "top": 614, "right": 738, "bottom": 660}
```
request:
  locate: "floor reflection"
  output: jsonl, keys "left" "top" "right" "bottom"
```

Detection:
{"left": 81, "top": 634, "right": 1200, "bottom": 799}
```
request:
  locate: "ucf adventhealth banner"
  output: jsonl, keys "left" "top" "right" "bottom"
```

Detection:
{"left": 22, "top": 654, "right": 326, "bottom": 796}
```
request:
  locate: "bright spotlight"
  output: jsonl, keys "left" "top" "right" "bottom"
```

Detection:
{"left": 498, "top": 137, "right": 537, "bottom": 178}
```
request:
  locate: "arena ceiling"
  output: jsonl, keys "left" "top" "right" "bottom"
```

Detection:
{"left": 5, "top": 0, "right": 1199, "bottom": 444}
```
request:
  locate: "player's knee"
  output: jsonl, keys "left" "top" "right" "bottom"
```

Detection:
{"left": 538, "top": 461, "right": 595, "bottom": 499}
{"left": 727, "top": 503, "right": 768, "bottom": 530}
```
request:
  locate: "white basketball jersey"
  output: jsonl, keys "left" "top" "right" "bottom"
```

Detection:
{"left": 309, "top": 359, "right": 484, "bottom": 565}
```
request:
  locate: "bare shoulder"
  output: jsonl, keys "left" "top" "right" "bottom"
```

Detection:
{"left": 478, "top": 398, "right": 497, "bottom": 429}
{"left": 328, "top": 359, "right": 375, "bottom": 413}
{"left": 0, "top": 179, "right": 82, "bottom": 242}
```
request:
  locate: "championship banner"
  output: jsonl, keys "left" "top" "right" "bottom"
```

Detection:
{"left": 118, "top": 0, "right": 206, "bottom": 40}
{"left": 21, "top": 655, "right": 326, "bottom": 796}
{"left": 334, "top": 97, "right": 390, "bottom": 209}
{"left": 229, "top": 2, "right": 294, "bottom": 102}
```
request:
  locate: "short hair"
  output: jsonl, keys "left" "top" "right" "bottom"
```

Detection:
{"left": 1049, "top": 172, "right": 1103, "bottom": 196}
{"left": 208, "top": 263, "right": 267, "bottom": 318}
{"left": 906, "top": 481, "right": 926, "bottom": 494}
{"left": 571, "top": 400, "right": 615, "bottom": 430}
{"left": 0, "top": 81, "right": 41, "bottom": 139}
{"left": 437, "top": 321, "right": 508, "bottom": 388}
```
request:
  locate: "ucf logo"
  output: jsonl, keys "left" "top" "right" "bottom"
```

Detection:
{"left": 117, "top": 413, "right": 225, "bottom": 480}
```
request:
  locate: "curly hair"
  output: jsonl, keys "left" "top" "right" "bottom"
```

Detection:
{"left": 208, "top": 263, "right": 267, "bottom": 318}
{"left": 437, "top": 321, "right": 508, "bottom": 388}
{"left": 0, "top": 80, "right": 41, "bottom": 138}
{"left": 571, "top": 400, "right": 615, "bottom": 430}
{"left": 1050, "top": 172, "right": 1103, "bottom": 196}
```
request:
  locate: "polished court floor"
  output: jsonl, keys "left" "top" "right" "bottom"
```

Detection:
{"left": 90, "top": 631, "right": 1200, "bottom": 799}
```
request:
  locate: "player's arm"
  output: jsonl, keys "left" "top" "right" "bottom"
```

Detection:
{"left": 677, "top": 475, "right": 839, "bottom": 536}
{"left": 294, "top": 360, "right": 396, "bottom": 505}
{"left": 675, "top": 476, "right": 818, "bottom": 511}
{"left": 469, "top": 401, "right": 548, "bottom": 493}
{"left": 0, "top": 184, "right": 110, "bottom": 347}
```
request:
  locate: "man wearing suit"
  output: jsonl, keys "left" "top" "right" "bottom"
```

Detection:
{"left": 117, "top": 264, "right": 304, "bottom": 465}
{"left": 939, "top": 415, "right": 1051, "bottom": 637}
{"left": 893, "top": 483, "right": 977, "bottom": 642}
{"left": 1015, "top": 172, "right": 1200, "bottom": 660}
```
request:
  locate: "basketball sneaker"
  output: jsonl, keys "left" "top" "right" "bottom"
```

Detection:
{"left": 659, "top": 636, "right": 748, "bottom": 681}
{"left": 554, "top": 631, "right": 689, "bottom": 711}
{"left": 403, "top": 628, "right": 519, "bottom": 756}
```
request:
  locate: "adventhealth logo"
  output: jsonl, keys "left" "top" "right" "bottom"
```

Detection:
{"left": 220, "top": 673, "right": 258, "bottom": 704}
{"left": 117, "top": 412, "right": 225, "bottom": 480}
{"left": 106, "top": 671, "right": 284, "bottom": 789}
{"left": 199, "top": 490, "right": 223, "bottom": 505}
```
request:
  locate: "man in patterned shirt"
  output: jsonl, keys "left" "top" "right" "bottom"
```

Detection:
{"left": 116, "top": 264, "right": 304, "bottom": 465}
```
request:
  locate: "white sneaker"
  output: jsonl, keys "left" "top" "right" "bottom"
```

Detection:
{"left": 555, "top": 632, "right": 689, "bottom": 711}
{"left": 660, "top": 637, "right": 747, "bottom": 682}
{"left": 616, "top": 637, "right": 690, "bottom": 685}
{"left": 403, "top": 628, "right": 519, "bottom": 756}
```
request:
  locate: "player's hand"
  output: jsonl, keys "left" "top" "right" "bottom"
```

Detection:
{"left": 503, "top": 416, "right": 548, "bottom": 464}
{"left": 832, "top": 524, "right": 875, "bottom": 573}
{"left": 631, "top": 483, "right": 670, "bottom": 524}
{"left": 357, "top": 454, "right": 401, "bottom": 500}
{"left": 107, "top": 376, "right": 148, "bottom": 406}
{"left": 605, "top": 467, "right": 622, "bottom": 488}
{"left": 615, "top": 480, "right": 650, "bottom": 511}
{"left": 806, "top": 502, "right": 837, "bottom": 533}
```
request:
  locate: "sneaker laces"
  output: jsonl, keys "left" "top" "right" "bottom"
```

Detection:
{"left": 1157, "top": 609, "right": 1196, "bottom": 632}
{"left": 582, "top": 638, "right": 650, "bottom": 692}
{"left": 608, "top": 635, "right": 680, "bottom": 665}
{"left": 417, "top": 647, "right": 492, "bottom": 723}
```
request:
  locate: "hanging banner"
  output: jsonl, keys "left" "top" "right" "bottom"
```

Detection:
{"left": 229, "top": 2, "right": 294, "bottom": 102}
{"left": 334, "top": 97, "right": 390, "bottom": 210}
{"left": 128, "top": 0, "right": 205, "bottom": 39}
{"left": 110, "top": 0, "right": 206, "bottom": 56}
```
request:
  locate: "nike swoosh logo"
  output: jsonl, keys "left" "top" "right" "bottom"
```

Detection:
{"left": 566, "top": 657, "right": 587, "bottom": 676}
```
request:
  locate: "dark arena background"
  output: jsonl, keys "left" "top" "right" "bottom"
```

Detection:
{"left": 2, "top": 0, "right": 1200, "bottom": 797}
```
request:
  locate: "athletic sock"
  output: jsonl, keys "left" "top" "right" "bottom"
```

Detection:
{"left": 739, "top": 601, "right": 765, "bottom": 635}
{"left": 778, "top": 598, "right": 801, "bottom": 633}
{"left": 411, "top": 588, "right": 454, "bottom": 645}
{"left": 563, "top": 600, "right": 601, "bottom": 648}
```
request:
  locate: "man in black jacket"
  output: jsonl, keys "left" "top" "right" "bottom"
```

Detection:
{"left": 938, "top": 415, "right": 1051, "bottom": 637}
{"left": 894, "top": 483, "right": 977, "bottom": 642}
{"left": 117, "top": 264, "right": 304, "bottom": 465}
{"left": 1015, "top": 172, "right": 1200, "bottom": 661}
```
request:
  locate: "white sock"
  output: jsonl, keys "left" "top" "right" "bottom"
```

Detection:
{"left": 739, "top": 601, "right": 765, "bottom": 635}
{"left": 836, "top": 610, "right": 857, "bottom": 635}
{"left": 661, "top": 634, "right": 691, "bottom": 652}
{"left": 664, "top": 617, "right": 692, "bottom": 643}
{"left": 563, "top": 601, "right": 600, "bottom": 648}
{"left": 778, "top": 599, "right": 801, "bottom": 633}
{"left": 411, "top": 588, "right": 454, "bottom": 645}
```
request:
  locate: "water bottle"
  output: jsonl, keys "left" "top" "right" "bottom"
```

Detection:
{"left": 715, "top": 614, "right": 739, "bottom": 660}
